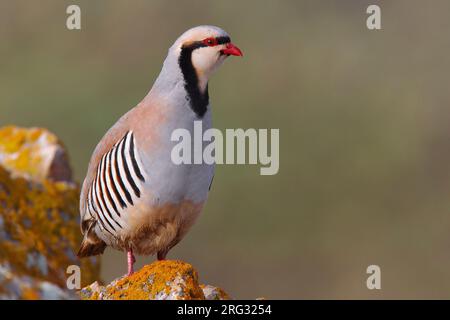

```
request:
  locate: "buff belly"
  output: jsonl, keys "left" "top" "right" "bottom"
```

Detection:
{"left": 96, "top": 199, "right": 204, "bottom": 255}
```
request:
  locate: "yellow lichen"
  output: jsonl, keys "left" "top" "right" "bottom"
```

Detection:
{"left": 0, "top": 165, "right": 99, "bottom": 288}
{"left": 0, "top": 126, "right": 101, "bottom": 294}
{"left": 0, "top": 126, "right": 65, "bottom": 182}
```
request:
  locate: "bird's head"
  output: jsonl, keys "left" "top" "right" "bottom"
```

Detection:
{"left": 171, "top": 25, "right": 243, "bottom": 91}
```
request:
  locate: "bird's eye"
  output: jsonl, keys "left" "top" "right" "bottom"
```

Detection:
{"left": 203, "top": 37, "right": 217, "bottom": 47}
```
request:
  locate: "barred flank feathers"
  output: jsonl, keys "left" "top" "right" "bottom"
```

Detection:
{"left": 84, "top": 131, "right": 146, "bottom": 238}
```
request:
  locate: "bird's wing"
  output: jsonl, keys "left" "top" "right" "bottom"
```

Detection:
{"left": 79, "top": 96, "right": 169, "bottom": 237}
{"left": 79, "top": 106, "right": 146, "bottom": 235}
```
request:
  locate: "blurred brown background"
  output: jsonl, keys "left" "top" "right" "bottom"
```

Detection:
{"left": 1, "top": 0, "right": 450, "bottom": 299}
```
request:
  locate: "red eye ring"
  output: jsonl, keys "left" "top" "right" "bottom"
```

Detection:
{"left": 203, "top": 37, "right": 218, "bottom": 47}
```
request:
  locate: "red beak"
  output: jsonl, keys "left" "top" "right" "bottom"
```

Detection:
{"left": 221, "top": 43, "right": 243, "bottom": 57}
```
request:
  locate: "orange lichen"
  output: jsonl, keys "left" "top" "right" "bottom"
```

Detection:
{"left": 21, "top": 288, "right": 40, "bottom": 300}
{"left": 83, "top": 260, "right": 206, "bottom": 300}
{"left": 108, "top": 260, "right": 204, "bottom": 300}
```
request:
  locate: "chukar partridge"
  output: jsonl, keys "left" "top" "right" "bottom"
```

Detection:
{"left": 77, "top": 26, "right": 243, "bottom": 276}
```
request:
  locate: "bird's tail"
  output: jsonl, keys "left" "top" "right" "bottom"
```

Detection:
{"left": 77, "top": 221, "right": 107, "bottom": 257}
{"left": 77, "top": 238, "right": 107, "bottom": 257}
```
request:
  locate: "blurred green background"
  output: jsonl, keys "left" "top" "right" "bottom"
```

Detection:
{"left": 2, "top": 0, "right": 450, "bottom": 299}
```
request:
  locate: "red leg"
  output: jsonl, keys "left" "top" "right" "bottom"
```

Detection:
{"left": 127, "top": 249, "right": 136, "bottom": 276}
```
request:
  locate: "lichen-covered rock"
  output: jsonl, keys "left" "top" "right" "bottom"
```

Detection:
{"left": 200, "top": 284, "right": 230, "bottom": 300}
{"left": 81, "top": 260, "right": 230, "bottom": 300}
{"left": 0, "top": 126, "right": 100, "bottom": 298}
{"left": 0, "top": 126, "right": 72, "bottom": 182}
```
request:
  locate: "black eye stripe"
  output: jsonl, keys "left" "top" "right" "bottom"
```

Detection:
{"left": 215, "top": 36, "right": 230, "bottom": 45}
{"left": 182, "top": 36, "right": 231, "bottom": 50}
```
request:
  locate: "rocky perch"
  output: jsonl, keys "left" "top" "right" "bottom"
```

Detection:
{"left": 0, "top": 126, "right": 231, "bottom": 300}
{"left": 80, "top": 260, "right": 230, "bottom": 300}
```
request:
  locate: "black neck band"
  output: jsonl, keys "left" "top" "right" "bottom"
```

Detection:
{"left": 178, "top": 37, "right": 230, "bottom": 118}
{"left": 178, "top": 44, "right": 209, "bottom": 118}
